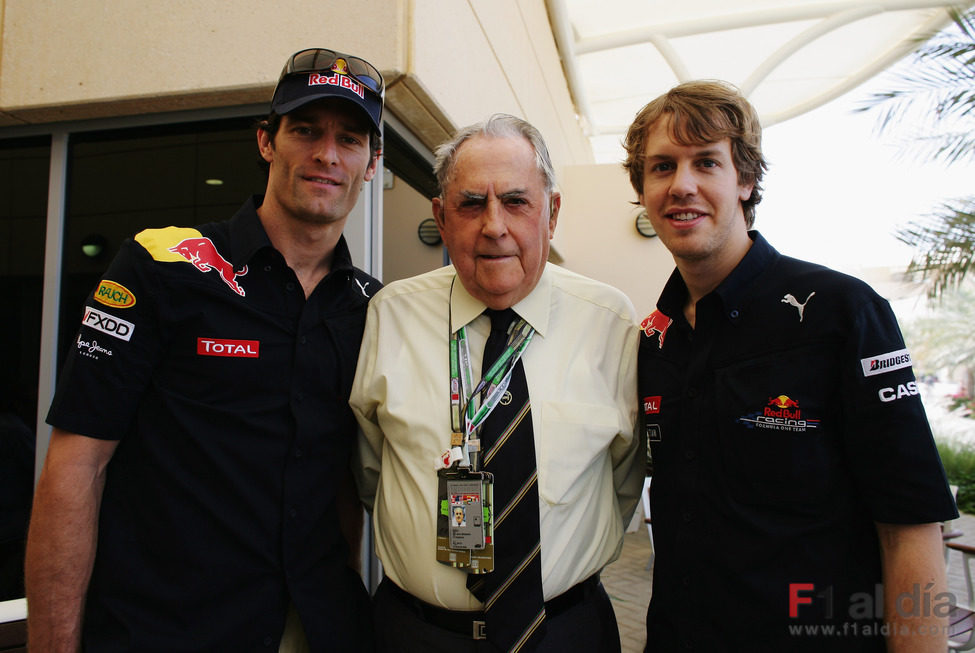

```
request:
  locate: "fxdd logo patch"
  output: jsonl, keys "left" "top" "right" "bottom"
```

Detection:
{"left": 82, "top": 306, "right": 135, "bottom": 342}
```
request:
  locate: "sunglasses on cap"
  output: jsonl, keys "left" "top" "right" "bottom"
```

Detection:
{"left": 280, "top": 48, "right": 385, "bottom": 99}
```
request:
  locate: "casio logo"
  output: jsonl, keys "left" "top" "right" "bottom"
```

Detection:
{"left": 878, "top": 381, "right": 919, "bottom": 403}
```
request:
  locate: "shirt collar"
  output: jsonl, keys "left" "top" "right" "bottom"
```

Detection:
{"left": 229, "top": 195, "right": 356, "bottom": 275}
{"left": 657, "top": 231, "right": 779, "bottom": 322}
{"left": 449, "top": 265, "right": 552, "bottom": 338}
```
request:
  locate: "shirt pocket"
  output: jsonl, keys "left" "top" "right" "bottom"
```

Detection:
{"left": 713, "top": 343, "right": 840, "bottom": 511}
{"left": 537, "top": 401, "right": 620, "bottom": 506}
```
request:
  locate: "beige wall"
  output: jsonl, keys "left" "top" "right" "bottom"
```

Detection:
{"left": 382, "top": 171, "right": 444, "bottom": 283}
{"left": 555, "top": 163, "right": 675, "bottom": 318}
{"left": 0, "top": 0, "right": 591, "bottom": 169}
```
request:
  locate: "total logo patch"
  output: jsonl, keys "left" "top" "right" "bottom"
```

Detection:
{"left": 82, "top": 306, "right": 135, "bottom": 342}
{"left": 861, "top": 348, "right": 912, "bottom": 377}
{"left": 197, "top": 338, "right": 260, "bottom": 358}
{"left": 737, "top": 394, "right": 820, "bottom": 432}
{"left": 643, "top": 396, "right": 661, "bottom": 415}
{"left": 94, "top": 280, "right": 136, "bottom": 308}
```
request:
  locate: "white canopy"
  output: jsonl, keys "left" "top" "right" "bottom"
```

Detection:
{"left": 546, "top": 0, "right": 975, "bottom": 162}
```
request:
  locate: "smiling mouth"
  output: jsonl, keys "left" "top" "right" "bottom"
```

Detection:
{"left": 668, "top": 212, "right": 704, "bottom": 222}
{"left": 304, "top": 176, "right": 340, "bottom": 186}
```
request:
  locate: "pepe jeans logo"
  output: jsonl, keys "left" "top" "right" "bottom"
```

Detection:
{"left": 76, "top": 334, "right": 114, "bottom": 360}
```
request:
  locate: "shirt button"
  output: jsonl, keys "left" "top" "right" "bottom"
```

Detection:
{"left": 730, "top": 309, "right": 740, "bottom": 319}
{"left": 299, "top": 335, "right": 307, "bottom": 345}
{"left": 683, "top": 449, "right": 696, "bottom": 461}
{"left": 263, "top": 635, "right": 273, "bottom": 646}
{"left": 295, "top": 391, "right": 305, "bottom": 402}
{"left": 682, "top": 511, "right": 693, "bottom": 523}
{"left": 295, "top": 448, "right": 303, "bottom": 459}
{"left": 687, "top": 388, "right": 698, "bottom": 398}
{"left": 264, "top": 265, "right": 272, "bottom": 272}
{"left": 289, "top": 507, "right": 297, "bottom": 518}
{"left": 286, "top": 282, "right": 295, "bottom": 291}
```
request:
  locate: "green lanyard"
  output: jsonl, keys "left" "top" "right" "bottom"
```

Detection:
{"left": 448, "top": 282, "right": 534, "bottom": 469}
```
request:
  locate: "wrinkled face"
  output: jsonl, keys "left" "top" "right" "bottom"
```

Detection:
{"left": 637, "top": 116, "right": 753, "bottom": 270}
{"left": 258, "top": 99, "right": 378, "bottom": 226}
{"left": 432, "top": 135, "right": 559, "bottom": 309}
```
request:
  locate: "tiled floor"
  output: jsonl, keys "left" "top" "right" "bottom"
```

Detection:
{"left": 603, "top": 526, "right": 652, "bottom": 653}
{"left": 603, "top": 511, "right": 975, "bottom": 653}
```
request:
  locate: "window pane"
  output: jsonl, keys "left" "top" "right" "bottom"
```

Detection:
{"left": 0, "top": 135, "right": 50, "bottom": 601}
{"left": 58, "top": 117, "right": 265, "bottom": 369}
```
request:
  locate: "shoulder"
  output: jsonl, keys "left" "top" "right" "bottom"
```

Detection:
{"left": 547, "top": 264, "right": 637, "bottom": 323}
{"left": 370, "top": 265, "right": 455, "bottom": 306}
{"left": 349, "top": 267, "right": 382, "bottom": 300}
{"left": 131, "top": 223, "right": 229, "bottom": 264}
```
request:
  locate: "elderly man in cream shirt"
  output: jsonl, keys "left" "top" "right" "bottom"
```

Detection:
{"left": 350, "top": 114, "right": 643, "bottom": 653}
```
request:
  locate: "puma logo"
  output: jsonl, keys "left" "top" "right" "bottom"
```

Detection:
{"left": 781, "top": 292, "right": 815, "bottom": 322}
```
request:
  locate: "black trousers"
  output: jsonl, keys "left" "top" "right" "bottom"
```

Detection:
{"left": 373, "top": 576, "right": 621, "bottom": 653}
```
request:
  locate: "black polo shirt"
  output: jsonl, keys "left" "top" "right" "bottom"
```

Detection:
{"left": 639, "top": 232, "right": 956, "bottom": 652}
{"left": 48, "top": 196, "right": 379, "bottom": 652}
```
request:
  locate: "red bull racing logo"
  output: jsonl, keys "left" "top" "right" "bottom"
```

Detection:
{"left": 641, "top": 310, "right": 672, "bottom": 349}
{"left": 737, "top": 394, "right": 820, "bottom": 432}
{"left": 169, "top": 237, "right": 247, "bottom": 297}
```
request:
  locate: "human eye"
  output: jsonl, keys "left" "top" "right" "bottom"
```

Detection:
{"left": 698, "top": 158, "right": 718, "bottom": 168}
{"left": 649, "top": 160, "right": 674, "bottom": 173}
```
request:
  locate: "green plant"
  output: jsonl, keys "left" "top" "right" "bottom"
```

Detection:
{"left": 937, "top": 440, "right": 975, "bottom": 513}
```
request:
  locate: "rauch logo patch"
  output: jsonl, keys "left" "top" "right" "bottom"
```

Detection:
{"left": 94, "top": 280, "right": 136, "bottom": 308}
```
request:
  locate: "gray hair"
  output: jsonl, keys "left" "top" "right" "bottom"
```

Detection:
{"left": 433, "top": 114, "right": 557, "bottom": 197}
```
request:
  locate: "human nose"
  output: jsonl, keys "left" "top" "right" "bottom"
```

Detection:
{"left": 669, "top": 163, "right": 697, "bottom": 198}
{"left": 480, "top": 199, "right": 507, "bottom": 238}
{"left": 313, "top": 135, "right": 339, "bottom": 165}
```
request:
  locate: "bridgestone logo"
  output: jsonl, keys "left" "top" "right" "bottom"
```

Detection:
{"left": 861, "top": 348, "right": 912, "bottom": 377}
{"left": 82, "top": 306, "right": 135, "bottom": 342}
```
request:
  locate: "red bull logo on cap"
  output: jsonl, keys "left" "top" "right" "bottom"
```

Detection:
{"left": 168, "top": 237, "right": 247, "bottom": 297}
{"left": 307, "top": 59, "right": 365, "bottom": 99}
{"left": 641, "top": 310, "right": 672, "bottom": 349}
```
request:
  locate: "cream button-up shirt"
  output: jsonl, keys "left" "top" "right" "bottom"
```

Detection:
{"left": 350, "top": 264, "right": 643, "bottom": 609}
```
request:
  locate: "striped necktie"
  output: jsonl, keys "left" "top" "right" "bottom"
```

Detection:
{"left": 467, "top": 308, "right": 546, "bottom": 651}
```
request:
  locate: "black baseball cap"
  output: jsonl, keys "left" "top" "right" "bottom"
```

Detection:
{"left": 270, "top": 48, "right": 384, "bottom": 132}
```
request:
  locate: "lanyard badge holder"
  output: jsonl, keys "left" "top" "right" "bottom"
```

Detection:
{"left": 436, "top": 299, "right": 533, "bottom": 574}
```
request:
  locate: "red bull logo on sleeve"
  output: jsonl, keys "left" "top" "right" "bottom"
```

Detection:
{"left": 168, "top": 237, "right": 248, "bottom": 297}
{"left": 641, "top": 310, "right": 672, "bottom": 349}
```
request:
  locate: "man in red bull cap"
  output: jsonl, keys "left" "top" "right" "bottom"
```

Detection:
{"left": 26, "top": 47, "right": 384, "bottom": 652}
{"left": 350, "top": 114, "right": 644, "bottom": 652}
{"left": 624, "top": 81, "right": 957, "bottom": 652}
